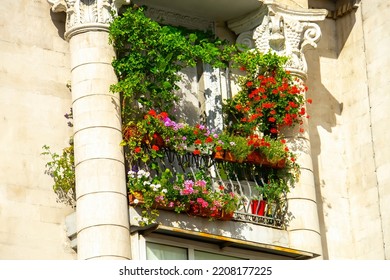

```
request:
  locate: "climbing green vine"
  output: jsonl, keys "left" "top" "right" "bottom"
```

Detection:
{"left": 109, "top": 5, "right": 237, "bottom": 121}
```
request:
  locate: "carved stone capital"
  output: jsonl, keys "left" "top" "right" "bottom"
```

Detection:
{"left": 47, "top": 0, "right": 130, "bottom": 40}
{"left": 229, "top": 1, "right": 327, "bottom": 80}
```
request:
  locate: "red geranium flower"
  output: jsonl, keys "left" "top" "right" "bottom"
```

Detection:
{"left": 193, "top": 149, "right": 201, "bottom": 155}
{"left": 152, "top": 145, "right": 159, "bottom": 151}
{"left": 134, "top": 147, "right": 142, "bottom": 153}
{"left": 268, "top": 117, "right": 276, "bottom": 122}
{"left": 148, "top": 109, "right": 157, "bottom": 117}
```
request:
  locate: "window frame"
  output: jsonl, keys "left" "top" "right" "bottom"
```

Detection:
{"left": 134, "top": 232, "right": 289, "bottom": 260}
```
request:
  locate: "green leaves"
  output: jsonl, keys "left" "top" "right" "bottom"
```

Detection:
{"left": 109, "top": 6, "right": 236, "bottom": 118}
{"left": 41, "top": 144, "right": 75, "bottom": 207}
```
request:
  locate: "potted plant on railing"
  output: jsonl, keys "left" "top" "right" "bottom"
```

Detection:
{"left": 246, "top": 134, "right": 292, "bottom": 168}
{"left": 127, "top": 168, "right": 181, "bottom": 226}
{"left": 216, "top": 133, "right": 252, "bottom": 163}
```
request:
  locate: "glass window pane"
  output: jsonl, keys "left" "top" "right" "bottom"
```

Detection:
{"left": 194, "top": 250, "right": 245, "bottom": 260}
{"left": 146, "top": 242, "right": 188, "bottom": 260}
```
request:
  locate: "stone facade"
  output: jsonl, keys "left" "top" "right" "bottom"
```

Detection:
{"left": 0, "top": 0, "right": 75, "bottom": 259}
{"left": 0, "top": 0, "right": 388, "bottom": 260}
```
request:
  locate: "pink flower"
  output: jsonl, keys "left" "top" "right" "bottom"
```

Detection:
{"left": 180, "top": 180, "right": 195, "bottom": 195}
{"left": 195, "top": 180, "right": 206, "bottom": 187}
{"left": 196, "top": 198, "right": 209, "bottom": 208}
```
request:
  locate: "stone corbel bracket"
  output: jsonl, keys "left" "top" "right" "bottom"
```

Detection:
{"left": 326, "top": 0, "right": 360, "bottom": 19}
{"left": 47, "top": 0, "right": 131, "bottom": 41}
{"left": 228, "top": 1, "right": 327, "bottom": 80}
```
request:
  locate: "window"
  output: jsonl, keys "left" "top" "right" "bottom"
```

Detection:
{"left": 145, "top": 241, "right": 245, "bottom": 260}
{"left": 134, "top": 233, "right": 289, "bottom": 260}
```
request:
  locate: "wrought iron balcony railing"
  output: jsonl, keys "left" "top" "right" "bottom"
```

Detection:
{"left": 128, "top": 148, "right": 288, "bottom": 229}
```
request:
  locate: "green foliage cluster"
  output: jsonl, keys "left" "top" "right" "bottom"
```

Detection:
{"left": 109, "top": 5, "right": 236, "bottom": 121}
{"left": 42, "top": 143, "right": 75, "bottom": 207}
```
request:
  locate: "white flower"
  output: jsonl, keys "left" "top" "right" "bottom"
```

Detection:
{"left": 133, "top": 199, "right": 139, "bottom": 204}
{"left": 151, "top": 184, "right": 161, "bottom": 191}
{"left": 162, "top": 189, "right": 168, "bottom": 193}
{"left": 143, "top": 181, "right": 151, "bottom": 186}
{"left": 137, "top": 170, "right": 150, "bottom": 178}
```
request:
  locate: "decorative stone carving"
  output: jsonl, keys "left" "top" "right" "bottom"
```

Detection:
{"left": 47, "top": 0, "right": 130, "bottom": 40}
{"left": 143, "top": 6, "right": 213, "bottom": 31}
{"left": 236, "top": 31, "right": 255, "bottom": 51}
{"left": 228, "top": 1, "right": 327, "bottom": 79}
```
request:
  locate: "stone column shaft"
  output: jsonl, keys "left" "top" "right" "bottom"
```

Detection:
{"left": 48, "top": 0, "right": 131, "bottom": 260}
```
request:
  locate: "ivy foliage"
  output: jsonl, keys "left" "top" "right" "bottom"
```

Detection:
{"left": 108, "top": 5, "right": 237, "bottom": 121}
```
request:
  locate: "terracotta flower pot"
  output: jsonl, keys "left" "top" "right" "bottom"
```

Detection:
{"left": 123, "top": 125, "right": 139, "bottom": 141}
{"left": 224, "top": 151, "right": 236, "bottom": 162}
{"left": 220, "top": 210, "right": 234, "bottom": 221}
{"left": 213, "top": 150, "right": 225, "bottom": 160}
{"left": 246, "top": 151, "right": 265, "bottom": 165}
{"left": 128, "top": 191, "right": 144, "bottom": 205}
{"left": 152, "top": 133, "right": 166, "bottom": 148}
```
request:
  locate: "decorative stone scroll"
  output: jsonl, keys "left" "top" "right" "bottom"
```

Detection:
{"left": 229, "top": 1, "right": 327, "bottom": 80}
{"left": 47, "top": 0, "right": 130, "bottom": 40}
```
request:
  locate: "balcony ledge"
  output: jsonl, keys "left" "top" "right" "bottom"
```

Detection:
{"left": 129, "top": 207, "right": 318, "bottom": 259}
{"left": 65, "top": 209, "right": 317, "bottom": 259}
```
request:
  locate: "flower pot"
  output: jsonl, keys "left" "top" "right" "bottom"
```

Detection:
{"left": 246, "top": 151, "right": 266, "bottom": 165}
{"left": 220, "top": 210, "right": 234, "bottom": 221}
{"left": 152, "top": 133, "right": 166, "bottom": 148}
{"left": 213, "top": 150, "right": 225, "bottom": 160}
{"left": 128, "top": 191, "right": 144, "bottom": 205}
{"left": 251, "top": 200, "right": 266, "bottom": 216}
{"left": 123, "top": 125, "right": 139, "bottom": 141}
{"left": 153, "top": 201, "right": 175, "bottom": 211}
{"left": 224, "top": 151, "right": 239, "bottom": 162}
{"left": 274, "top": 159, "right": 286, "bottom": 169}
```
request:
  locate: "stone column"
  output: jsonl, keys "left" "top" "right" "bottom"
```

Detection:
{"left": 228, "top": 1, "right": 327, "bottom": 257}
{"left": 48, "top": 0, "right": 131, "bottom": 260}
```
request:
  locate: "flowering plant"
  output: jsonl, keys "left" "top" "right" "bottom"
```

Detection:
{"left": 127, "top": 168, "right": 176, "bottom": 225}
{"left": 175, "top": 171, "right": 241, "bottom": 219}
{"left": 247, "top": 134, "right": 293, "bottom": 165}
{"left": 127, "top": 168, "right": 241, "bottom": 225}
{"left": 224, "top": 51, "right": 311, "bottom": 136}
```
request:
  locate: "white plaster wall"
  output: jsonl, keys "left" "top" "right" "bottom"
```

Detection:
{"left": 307, "top": 0, "right": 388, "bottom": 259}
{"left": 0, "top": 0, "right": 76, "bottom": 259}
{"left": 360, "top": 0, "right": 390, "bottom": 259}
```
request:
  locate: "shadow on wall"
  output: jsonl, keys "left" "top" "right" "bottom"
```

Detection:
{"left": 305, "top": 1, "right": 360, "bottom": 260}
{"left": 309, "top": 0, "right": 358, "bottom": 56}
{"left": 50, "top": 10, "right": 66, "bottom": 41}
{"left": 304, "top": 21, "right": 341, "bottom": 261}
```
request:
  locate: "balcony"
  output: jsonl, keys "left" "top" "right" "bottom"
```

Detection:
{"left": 123, "top": 147, "right": 316, "bottom": 259}
{"left": 128, "top": 148, "right": 289, "bottom": 229}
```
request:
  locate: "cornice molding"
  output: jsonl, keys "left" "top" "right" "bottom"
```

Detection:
{"left": 325, "top": 0, "right": 360, "bottom": 20}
